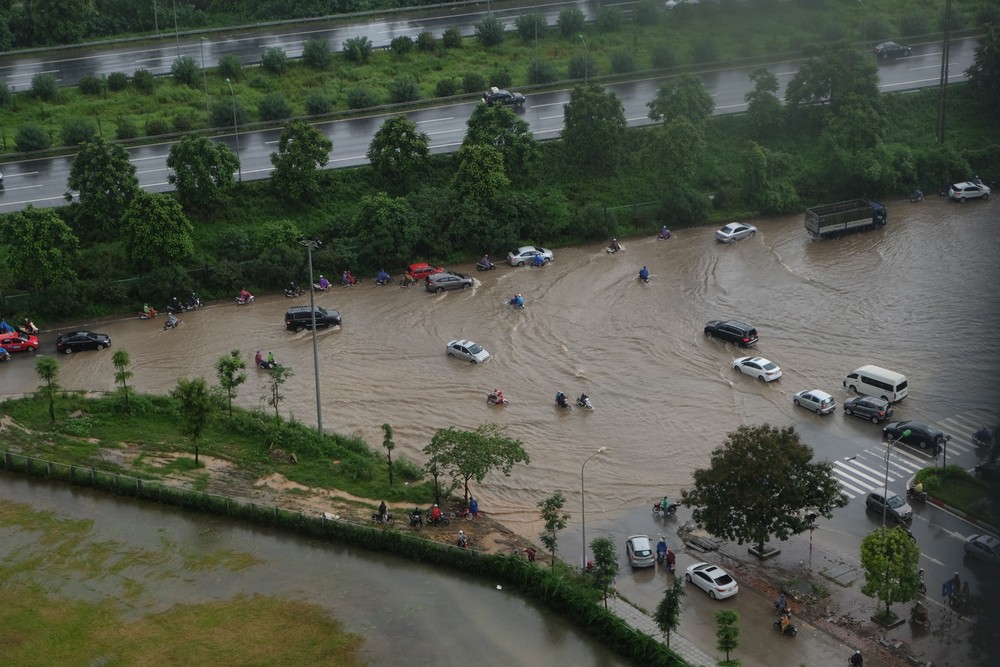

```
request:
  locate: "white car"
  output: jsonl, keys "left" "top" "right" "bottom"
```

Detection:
{"left": 715, "top": 222, "right": 757, "bottom": 243}
{"left": 793, "top": 389, "right": 836, "bottom": 415}
{"left": 685, "top": 562, "right": 739, "bottom": 599}
{"left": 948, "top": 181, "right": 990, "bottom": 202}
{"left": 665, "top": 0, "right": 699, "bottom": 9}
{"left": 506, "top": 246, "right": 553, "bottom": 267}
{"left": 446, "top": 339, "right": 490, "bottom": 364}
{"left": 732, "top": 356, "right": 782, "bottom": 382}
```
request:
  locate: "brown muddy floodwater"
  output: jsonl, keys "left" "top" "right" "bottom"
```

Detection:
{"left": 3, "top": 199, "right": 998, "bottom": 538}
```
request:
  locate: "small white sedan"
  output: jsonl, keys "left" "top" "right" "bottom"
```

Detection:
{"left": 793, "top": 389, "right": 836, "bottom": 415}
{"left": 715, "top": 222, "right": 757, "bottom": 243}
{"left": 506, "top": 246, "right": 553, "bottom": 267}
{"left": 446, "top": 339, "right": 490, "bottom": 364}
{"left": 686, "top": 562, "right": 739, "bottom": 599}
{"left": 732, "top": 356, "right": 782, "bottom": 382}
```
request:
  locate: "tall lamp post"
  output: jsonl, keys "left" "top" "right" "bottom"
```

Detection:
{"left": 171, "top": 0, "right": 180, "bottom": 58}
{"left": 581, "top": 446, "right": 607, "bottom": 571}
{"left": 300, "top": 239, "right": 323, "bottom": 437}
{"left": 199, "top": 37, "right": 209, "bottom": 118}
{"left": 882, "top": 429, "right": 911, "bottom": 526}
{"left": 225, "top": 78, "right": 242, "bottom": 183}
{"left": 577, "top": 34, "right": 589, "bottom": 86}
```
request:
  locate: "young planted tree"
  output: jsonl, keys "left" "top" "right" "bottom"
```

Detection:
{"left": 265, "top": 365, "right": 293, "bottom": 423}
{"left": 681, "top": 423, "right": 847, "bottom": 556}
{"left": 537, "top": 492, "right": 570, "bottom": 569}
{"left": 34, "top": 356, "right": 60, "bottom": 422}
{"left": 860, "top": 525, "right": 922, "bottom": 621}
{"left": 422, "top": 423, "right": 529, "bottom": 503}
{"left": 654, "top": 577, "right": 685, "bottom": 647}
{"left": 715, "top": 609, "right": 740, "bottom": 666}
{"left": 170, "top": 377, "right": 212, "bottom": 465}
{"left": 382, "top": 422, "right": 396, "bottom": 487}
{"left": 112, "top": 349, "right": 133, "bottom": 411}
{"left": 589, "top": 536, "right": 618, "bottom": 609}
{"left": 214, "top": 349, "right": 247, "bottom": 418}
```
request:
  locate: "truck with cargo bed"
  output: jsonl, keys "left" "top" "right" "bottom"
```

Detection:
{"left": 804, "top": 199, "right": 887, "bottom": 238}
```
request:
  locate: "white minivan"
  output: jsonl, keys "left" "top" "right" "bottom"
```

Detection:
{"left": 843, "top": 365, "right": 908, "bottom": 403}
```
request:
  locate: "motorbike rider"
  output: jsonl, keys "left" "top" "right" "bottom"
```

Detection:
{"left": 286, "top": 281, "right": 300, "bottom": 295}
{"left": 0, "top": 318, "right": 13, "bottom": 334}
{"left": 168, "top": 296, "right": 182, "bottom": 313}
{"left": 556, "top": 392, "right": 569, "bottom": 408}
{"left": 186, "top": 292, "right": 200, "bottom": 308}
{"left": 239, "top": 287, "right": 253, "bottom": 303}
{"left": 658, "top": 226, "right": 671, "bottom": 239}
{"left": 665, "top": 548, "right": 675, "bottom": 571}
{"left": 430, "top": 504, "right": 442, "bottom": 524}
{"left": 165, "top": 311, "right": 178, "bottom": 328}
{"left": 974, "top": 426, "right": 992, "bottom": 444}
{"left": 375, "top": 269, "right": 391, "bottom": 285}
{"left": 577, "top": 393, "right": 590, "bottom": 407}
{"left": 849, "top": 650, "right": 863, "bottom": 667}
{"left": 457, "top": 530, "right": 468, "bottom": 548}
{"left": 479, "top": 254, "right": 492, "bottom": 268}
{"left": 342, "top": 270, "right": 357, "bottom": 287}
{"left": 267, "top": 351, "right": 276, "bottom": 368}
{"left": 399, "top": 275, "right": 416, "bottom": 287}
{"left": 409, "top": 507, "right": 423, "bottom": 526}
{"left": 911, "top": 480, "right": 924, "bottom": 495}
{"left": 656, "top": 536, "right": 667, "bottom": 563}
{"left": 608, "top": 238, "right": 622, "bottom": 252}
{"left": 21, "top": 318, "right": 39, "bottom": 334}
{"left": 659, "top": 496, "right": 671, "bottom": 516}
{"left": 510, "top": 293, "right": 524, "bottom": 308}
{"left": 531, "top": 254, "right": 545, "bottom": 268}
{"left": 639, "top": 266, "right": 650, "bottom": 282}
{"left": 317, "top": 275, "right": 331, "bottom": 290}
{"left": 779, "top": 612, "right": 791, "bottom": 634}
{"left": 255, "top": 350, "right": 264, "bottom": 367}
{"left": 377, "top": 500, "right": 387, "bottom": 522}
{"left": 490, "top": 387, "right": 505, "bottom": 404}
{"left": 143, "top": 303, "right": 157, "bottom": 318}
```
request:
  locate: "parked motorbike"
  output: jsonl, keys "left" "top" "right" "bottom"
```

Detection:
{"left": 652, "top": 502, "right": 677, "bottom": 518}
{"left": 372, "top": 511, "right": 394, "bottom": 525}
{"left": 773, "top": 617, "right": 797, "bottom": 637}
{"left": 906, "top": 486, "right": 928, "bottom": 502}
{"left": 487, "top": 392, "right": 508, "bottom": 406}
{"left": 576, "top": 394, "right": 594, "bottom": 410}
{"left": 476, "top": 261, "right": 496, "bottom": 271}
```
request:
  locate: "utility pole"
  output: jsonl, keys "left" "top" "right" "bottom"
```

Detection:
{"left": 936, "top": 0, "right": 953, "bottom": 143}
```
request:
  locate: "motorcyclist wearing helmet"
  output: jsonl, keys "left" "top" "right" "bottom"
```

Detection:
{"left": 556, "top": 392, "right": 569, "bottom": 408}
{"left": 974, "top": 426, "right": 992, "bottom": 443}
{"left": 531, "top": 254, "right": 545, "bottom": 268}
{"left": 656, "top": 536, "right": 667, "bottom": 563}
{"left": 658, "top": 226, "right": 671, "bottom": 239}
{"left": 376, "top": 269, "right": 391, "bottom": 285}
{"left": 169, "top": 296, "right": 182, "bottom": 313}
{"left": 457, "top": 530, "right": 468, "bottom": 548}
{"left": 849, "top": 650, "right": 863, "bottom": 667}
{"left": 430, "top": 504, "right": 442, "bottom": 524}
{"left": 609, "top": 238, "right": 622, "bottom": 252}
{"left": 479, "top": 254, "right": 492, "bottom": 268}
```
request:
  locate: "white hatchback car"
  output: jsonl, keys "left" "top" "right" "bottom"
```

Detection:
{"left": 732, "top": 356, "right": 782, "bottom": 382}
{"left": 793, "top": 389, "right": 836, "bottom": 415}
{"left": 446, "top": 339, "right": 490, "bottom": 364}
{"left": 685, "top": 562, "right": 739, "bottom": 599}
{"left": 715, "top": 222, "right": 757, "bottom": 243}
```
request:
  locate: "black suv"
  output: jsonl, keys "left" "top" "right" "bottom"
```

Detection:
{"left": 285, "top": 306, "right": 342, "bottom": 331}
{"left": 704, "top": 320, "right": 758, "bottom": 347}
{"left": 482, "top": 86, "right": 525, "bottom": 109}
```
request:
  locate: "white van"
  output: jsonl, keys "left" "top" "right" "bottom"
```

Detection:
{"left": 843, "top": 365, "right": 908, "bottom": 403}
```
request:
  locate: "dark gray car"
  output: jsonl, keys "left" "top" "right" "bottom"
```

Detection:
{"left": 843, "top": 396, "right": 894, "bottom": 423}
{"left": 865, "top": 491, "right": 912, "bottom": 523}
{"left": 426, "top": 271, "right": 473, "bottom": 293}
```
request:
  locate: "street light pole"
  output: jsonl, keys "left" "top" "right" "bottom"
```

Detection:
{"left": 581, "top": 446, "right": 607, "bottom": 571}
{"left": 200, "top": 38, "right": 209, "bottom": 119}
{"left": 225, "top": 78, "right": 242, "bottom": 183}
{"left": 171, "top": 0, "right": 180, "bottom": 59}
{"left": 153, "top": 0, "right": 159, "bottom": 38}
{"left": 300, "top": 239, "right": 323, "bottom": 437}
{"left": 577, "top": 34, "right": 589, "bottom": 86}
{"left": 882, "top": 429, "right": 911, "bottom": 526}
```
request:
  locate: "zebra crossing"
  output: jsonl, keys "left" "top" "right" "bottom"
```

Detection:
{"left": 832, "top": 410, "right": 995, "bottom": 499}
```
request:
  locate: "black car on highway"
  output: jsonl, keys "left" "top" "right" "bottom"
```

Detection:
{"left": 873, "top": 41, "right": 911, "bottom": 59}
{"left": 482, "top": 86, "right": 525, "bottom": 109}
{"left": 883, "top": 420, "right": 946, "bottom": 451}
{"left": 704, "top": 320, "right": 758, "bottom": 347}
{"left": 55, "top": 331, "right": 111, "bottom": 354}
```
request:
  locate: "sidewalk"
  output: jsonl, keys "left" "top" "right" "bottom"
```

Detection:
{"left": 607, "top": 595, "right": 715, "bottom": 667}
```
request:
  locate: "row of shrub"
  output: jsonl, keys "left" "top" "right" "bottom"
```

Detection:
{"left": 0, "top": 449, "right": 685, "bottom": 665}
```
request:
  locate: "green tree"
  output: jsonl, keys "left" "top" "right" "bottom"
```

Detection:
{"left": 120, "top": 193, "right": 194, "bottom": 272}
{"left": 343, "top": 36, "right": 374, "bottom": 64}
{"left": 451, "top": 144, "right": 510, "bottom": 203}
{"left": 366, "top": 115, "right": 430, "bottom": 194}
{"left": 35, "top": 356, "right": 60, "bottom": 422}
{"left": 0, "top": 205, "right": 78, "bottom": 291}
{"left": 167, "top": 135, "right": 239, "bottom": 209}
{"left": 785, "top": 43, "right": 881, "bottom": 116}
{"left": 30, "top": 73, "right": 58, "bottom": 101}
{"left": 261, "top": 46, "right": 289, "bottom": 74}
{"left": 302, "top": 38, "right": 332, "bottom": 70}
{"left": 860, "top": 526, "right": 922, "bottom": 619}
{"left": 265, "top": 365, "right": 293, "bottom": 423}
{"left": 214, "top": 349, "right": 247, "bottom": 419}
{"left": 744, "top": 67, "right": 784, "bottom": 140}
{"left": 258, "top": 92, "right": 293, "bottom": 121}
{"left": 67, "top": 137, "right": 140, "bottom": 234}
{"left": 382, "top": 423, "right": 396, "bottom": 486}
{"left": 966, "top": 24, "right": 1000, "bottom": 112}
{"left": 681, "top": 424, "right": 848, "bottom": 556}
{"left": 647, "top": 73, "right": 714, "bottom": 126}
{"left": 31, "top": 0, "right": 96, "bottom": 44}
{"left": 537, "top": 492, "right": 570, "bottom": 569}
{"left": 422, "top": 423, "right": 529, "bottom": 503}
{"left": 462, "top": 104, "right": 539, "bottom": 184}
{"left": 349, "top": 192, "right": 414, "bottom": 269}
{"left": 557, "top": 8, "right": 585, "bottom": 37}
{"left": 561, "top": 84, "right": 627, "bottom": 173}
{"left": 715, "top": 609, "right": 740, "bottom": 666}
{"left": 741, "top": 141, "right": 799, "bottom": 214}
{"left": 643, "top": 116, "right": 705, "bottom": 190}
{"left": 270, "top": 121, "right": 333, "bottom": 202}
{"left": 654, "top": 577, "right": 685, "bottom": 647}
{"left": 170, "top": 377, "right": 212, "bottom": 465}
{"left": 475, "top": 16, "right": 505, "bottom": 47}
{"left": 589, "top": 536, "right": 618, "bottom": 609}
{"left": 112, "top": 349, "right": 133, "bottom": 412}
{"left": 171, "top": 56, "right": 200, "bottom": 86}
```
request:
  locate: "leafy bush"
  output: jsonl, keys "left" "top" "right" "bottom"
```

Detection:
{"left": 568, "top": 54, "right": 598, "bottom": 80}
{"left": 133, "top": 69, "right": 155, "bottom": 93}
{"left": 392, "top": 456, "right": 424, "bottom": 482}
{"left": 651, "top": 44, "right": 675, "bottom": 69}
{"left": 416, "top": 31, "right": 437, "bottom": 52}
{"left": 462, "top": 73, "right": 487, "bottom": 94}
{"left": 258, "top": 92, "right": 293, "bottom": 121}
{"left": 442, "top": 27, "right": 463, "bottom": 49}
{"left": 60, "top": 118, "right": 98, "bottom": 146}
{"left": 596, "top": 7, "right": 624, "bottom": 32}
{"left": 210, "top": 100, "right": 250, "bottom": 128}
{"left": 515, "top": 14, "right": 547, "bottom": 42}
{"left": 31, "top": 73, "right": 58, "bottom": 101}
{"left": 346, "top": 85, "right": 379, "bottom": 109}
{"left": 304, "top": 90, "right": 333, "bottom": 115}
{"left": 490, "top": 69, "right": 512, "bottom": 89}
{"left": 261, "top": 47, "right": 289, "bottom": 74}
{"left": 634, "top": 0, "right": 660, "bottom": 26}
{"left": 435, "top": 79, "right": 458, "bottom": 97}
{"left": 145, "top": 118, "right": 170, "bottom": 137}
{"left": 172, "top": 111, "right": 198, "bottom": 132}
{"left": 691, "top": 36, "right": 719, "bottom": 64}
{"left": 527, "top": 59, "right": 559, "bottom": 85}
{"left": 107, "top": 71, "right": 129, "bottom": 92}
{"left": 115, "top": 117, "right": 140, "bottom": 140}
{"left": 59, "top": 416, "right": 95, "bottom": 437}
{"left": 302, "top": 38, "right": 332, "bottom": 70}
{"left": 475, "top": 16, "right": 505, "bottom": 47}
{"left": 79, "top": 76, "right": 103, "bottom": 95}
{"left": 557, "top": 8, "right": 586, "bottom": 38}
{"left": 610, "top": 50, "right": 637, "bottom": 74}
{"left": 340, "top": 453, "right": 376, "bottom": 481}
{"left": 390, "top": 35, "right": 414, "bottom": 58}
{"left": 15, "top": 123, "right": 51, "bottom": 152}
{"left": 248, "top": 74, "right": 271, "bottom": 91}
{"left": 389, "top": 77, "right": 420, "bottom": 104}
{"left": 218, "top": 54, "right": 243, "bottom": 82}
{"left": 0, "top": 81, "right": 10, "bottom": 107}
{"left": 171, "top": 56, "right": 200, "bottom": 86}
{"left": 343, "top": 36, "right": 374, "bottom": 64}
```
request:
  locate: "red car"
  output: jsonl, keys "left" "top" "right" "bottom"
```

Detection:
{"left": 0, "top": 333, "right": 39, "bottom": 352}
{"left": 406, "top": 262, "right": 443, "bottom": 281}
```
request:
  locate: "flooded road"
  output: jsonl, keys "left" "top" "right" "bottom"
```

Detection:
{"left": 2, "top": 198, "right": 998, "bottom": 535}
